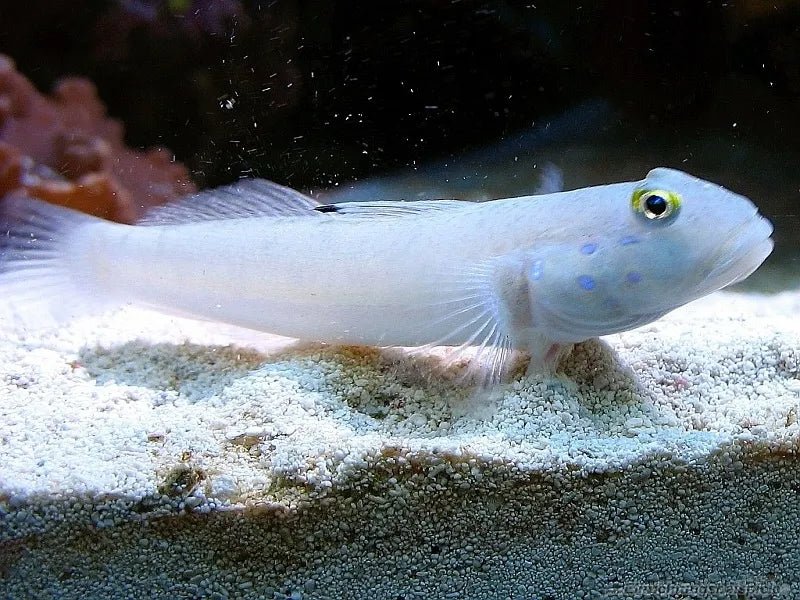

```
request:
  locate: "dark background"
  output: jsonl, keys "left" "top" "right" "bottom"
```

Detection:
{"left": 0, "top": 0, "right": 798, "bottom": 285}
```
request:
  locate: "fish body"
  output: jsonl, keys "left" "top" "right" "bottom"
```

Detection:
{"left": 0, "top": 168, "right": 774, "bottom": 381}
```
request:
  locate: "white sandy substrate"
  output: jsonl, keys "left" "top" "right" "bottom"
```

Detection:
{"left": 2, "top": 289, "right": 800, "bottom": 598}
{"left": 2, "top": 290, "right": 800, "bottom": 507}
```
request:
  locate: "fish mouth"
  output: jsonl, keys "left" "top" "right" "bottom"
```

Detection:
{"left": 698, "top": 213, "right": 774, "bottom": 293}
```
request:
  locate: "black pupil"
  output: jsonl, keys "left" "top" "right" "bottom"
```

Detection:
{"left": 645, "top": 195, "right": 668, "bottom": 215}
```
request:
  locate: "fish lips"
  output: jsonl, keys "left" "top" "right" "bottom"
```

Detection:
{"left": 698, "top": 214, "right": 774, "bottom": 292}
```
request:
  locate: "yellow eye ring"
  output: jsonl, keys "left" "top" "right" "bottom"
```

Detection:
{"left": 632, "top": 188, "right": 682, "bottom": 220}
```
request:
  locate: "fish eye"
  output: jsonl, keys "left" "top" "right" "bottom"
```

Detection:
{"left": 644, "top": 194, "right": 667, "bottom": 216}
{"left": 632, "top": 188, "right": 681, "bottom": 221}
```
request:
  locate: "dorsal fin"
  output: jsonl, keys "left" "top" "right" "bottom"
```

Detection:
{"left": 313, "top": 162, "right": 563, "bottom": 217}
{"left": 139, "top": 179, "right": 321, "bottom": 225}
{"left": 313, "top": 199, "right": 472, "bottom": 218}
{"left": 533, "top": 162, "right": 564, "bottom": 195}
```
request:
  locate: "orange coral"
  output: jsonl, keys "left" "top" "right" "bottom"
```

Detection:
{"left": 0, "top": 54, "right": 195, "bottom": 222}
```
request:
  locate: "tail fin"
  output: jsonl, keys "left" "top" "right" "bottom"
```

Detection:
{"left": 0, "top": 196, "right": 114, "bottom": 329}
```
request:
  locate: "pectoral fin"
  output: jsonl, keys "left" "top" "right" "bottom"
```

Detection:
{"left": 407, "top": 260, "right": 516, "bottom": 388}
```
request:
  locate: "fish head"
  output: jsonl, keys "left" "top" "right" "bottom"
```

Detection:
{"left": 525, "top": 167, "right": 774, "bottom": 343}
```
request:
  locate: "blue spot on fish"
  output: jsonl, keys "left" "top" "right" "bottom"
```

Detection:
{"left": 578, "top": 275, "right": 596, "bottom": 291}
{"left": 626, "top": 271, "right": 642, "bottom": 284}
{"left": 580, "top": 242, "right": 598, "bottom": 255}
{"left": 531, "top": 260, "right": 543, "bottom": 281}
{"left": 619, "top": 235, "right": 640, "bottom": 246}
